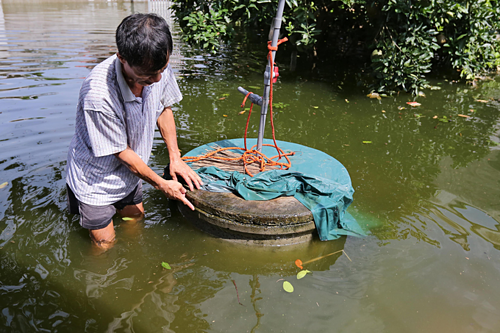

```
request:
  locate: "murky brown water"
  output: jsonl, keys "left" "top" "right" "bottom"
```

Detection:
{"left": 1, "top": 0, "right": 500, "bottom": 332}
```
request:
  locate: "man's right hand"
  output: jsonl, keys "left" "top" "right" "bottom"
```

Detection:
{"left": 158, "top": 178, "right": 195, "bottom": 211}
{"left": 115, "top": 147, "right": 195, "bottom": 211}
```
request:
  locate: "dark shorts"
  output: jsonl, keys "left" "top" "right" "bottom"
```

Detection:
{"left": 66, "top": 183, "right": 143, "bottom": 230}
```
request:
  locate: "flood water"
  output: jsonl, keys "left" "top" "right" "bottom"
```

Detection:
{"left": 1, "top": 0, "right": 500, "bottom": 332}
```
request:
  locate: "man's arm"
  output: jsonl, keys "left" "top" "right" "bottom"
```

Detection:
{"left": 157, "top": 107, "right": 202, "bottom": 191}
{"left": 115, "top": 147, "right": 194, "bottom": 210}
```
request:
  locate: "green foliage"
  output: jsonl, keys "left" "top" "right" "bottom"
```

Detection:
{"left": 370, "top": 0, "right": 500, "bottom": 94}
{"left": 179, "top": 6, "right": 233, "bottom": 52}
{"left": 284, "top": 0, "right": 322, "bottom": 50}
{"left": 171, "top": 0, "right": 321, "bottom": 53}
{"left": 171, "top": 0, "right": 500, "bottom": 93}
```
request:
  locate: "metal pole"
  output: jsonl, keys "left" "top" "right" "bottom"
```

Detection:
{"left": 256, "top": 0, "right": 286, "bottom": 152}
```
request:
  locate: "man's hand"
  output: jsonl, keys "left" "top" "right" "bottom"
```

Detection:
{"left": 115, "top": 147, "right": 195, "bottom": 211}
{"left": 158, "top": 178, "right": 195, "bottom": 210}
{"left": 156, "top": 107, "right": 203, "bottom": 192}
{"left": 169, "top": 158, "right": 203, "bottom": 191}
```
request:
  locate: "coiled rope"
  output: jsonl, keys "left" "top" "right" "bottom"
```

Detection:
{"left": 182, "top": 37, "right": 293, "bottom": 177}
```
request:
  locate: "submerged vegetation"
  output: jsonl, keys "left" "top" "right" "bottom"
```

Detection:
{"left": 171, "top": 0, "right": 500, "bottom": 94}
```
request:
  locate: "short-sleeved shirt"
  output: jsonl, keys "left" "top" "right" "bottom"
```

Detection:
{"left": 66, "top": 54, "right": 182, "bottom": 206}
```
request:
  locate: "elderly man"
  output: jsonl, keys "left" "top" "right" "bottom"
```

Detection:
{"left": 66, "top": 13, "right": 201, "bottom": 248}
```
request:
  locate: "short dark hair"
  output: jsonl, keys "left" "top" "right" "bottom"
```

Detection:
{"left": 116, "top": 13, "right": 173, "bottom": 72}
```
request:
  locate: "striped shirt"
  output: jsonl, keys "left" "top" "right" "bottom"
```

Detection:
{"left": 66, "top": 54, "right": 182, "bottom": 205}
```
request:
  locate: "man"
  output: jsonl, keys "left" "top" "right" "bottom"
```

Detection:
{"left": 66, "top": 13, "right": 202, "bottom": 248}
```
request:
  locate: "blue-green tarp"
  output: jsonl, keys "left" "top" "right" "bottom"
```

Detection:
{"left": 179, "top": 139, "right": 366, "bottom": 241}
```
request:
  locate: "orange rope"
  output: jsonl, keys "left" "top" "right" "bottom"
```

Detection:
{"left": 267, "top": 37, "right": 288, "bottom": 158}
{"left": 182, "top": 145, "right": 293, "bottom": 177}
{"left": 182, "top": 37, "right": 292, "bottom": 177}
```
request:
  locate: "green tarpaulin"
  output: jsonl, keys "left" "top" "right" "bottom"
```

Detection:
{"left": 175, "top": 138, "right": 366, "bottom": 241}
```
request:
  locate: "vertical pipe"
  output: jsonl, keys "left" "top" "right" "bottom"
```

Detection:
{"left": 256, "top": 0, "right": 286, "bottom": 152}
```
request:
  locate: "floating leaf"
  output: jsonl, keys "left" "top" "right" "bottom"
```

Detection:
{"left": 295, "top": 259, "right": 303, "bottom": 269}
{"left": 161, "top": 262, "right": 171, "bottom": 269}
{"left": 312, "top": 106, "right": 319, "bottom": 109}
{"left": 273, "top": 102, "right": 289, "bottom": 109}
{"left": 218, "top": 97, "right": 226, "bottom": 100}
{"left": 248, "top": 86, "right": 260, "bottom": 90}
{"left": 297, "top": 270, "right": 312, "bottom": 279}
{"left": 476, "top": 99, "right": 488, "bottom": 103}
{"left": 283, "top": 281, "right": 294, "bottom": 293}
{"left": 0, "top": 182, "right": 7, "bottom": 189}
{"left": 433, "top": 115, "right": 438, "bottom": 119}
{"left": 366, "top": 92, "right": 381, "bottom": 100}
{"left": 223, "top": 115, "right": 228, "bottom": 117}
{"left": 406, "top": 101, "right": 421, "bottom": 107}
{"left": 458, "top": 114, "right": 471, "bottom": 118}
{"left": 345, "top": 99, "right": 349, "bottom": 103}
{"left": 397, "top": 106, "right": 406, "bottom": 110}
{"left": 363, "top": 141, "right": 372, "bottom": 144}
{"left": 239, "top": 110, "right": 246, "bottom": 115}
{"left": 122, "top": 217, "right": 133, "bottom": 221}
{"left": 417, "top": 91, "right": 426, "bottom": 98}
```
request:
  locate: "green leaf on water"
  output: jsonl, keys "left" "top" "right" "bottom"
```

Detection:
{"left": 297, "top": 270, "right": 311, "bottom": 279}
{"left": 273, "top": 102, "right": 289, "bottom": 109}
{"left": 0, "top": 182, "right": 7, "bottom": 189}
{"left": 283, "top": 281, "right": 294, "bottom": 293}
{"left": 362, "top": 141, "right": 372, "bottom": 144}
{"left": 161, "top": 262, "right": 171, "bottom": 269}
{"left": 312, "top": 106, "right": 319, "bottom": 109}
{"left": 248, "top": 86, "right": 260, "bottom": 90}
{"left": 122, "top": 217, "right": 133, "bottom": 221}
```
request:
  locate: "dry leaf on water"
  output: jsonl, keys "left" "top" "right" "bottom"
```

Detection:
{"left": 406, "top": 102, "right": 421, "bottom": 107}
{"left": 367, "top": 92, "right": 381, "bottom": 100}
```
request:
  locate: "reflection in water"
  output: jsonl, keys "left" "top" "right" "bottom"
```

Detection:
{"left": 1, "top": 0, "right": 500, "bottom": 332}
{"left": 105, "top": 258, "right": 193, "bottom": 332}
{"left": 249, "top": 275, "right": 263, "bottom": 333}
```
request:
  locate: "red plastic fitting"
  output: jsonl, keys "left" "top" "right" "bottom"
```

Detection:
{"left": 272, "top": 66, "right": 279, "bottom": 83}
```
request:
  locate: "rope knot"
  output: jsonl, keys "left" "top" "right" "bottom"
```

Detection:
{"left": 267, "top": 37, "right": 288, "bottom": 52}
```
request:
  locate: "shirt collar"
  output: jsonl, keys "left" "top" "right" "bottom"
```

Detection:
{"left": 114, "top": 55, "right": 136, "bottom": 103}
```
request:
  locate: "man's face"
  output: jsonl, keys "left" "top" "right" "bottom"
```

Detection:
{"left": 118, "top": 53, "right": 167, "bottom": 87}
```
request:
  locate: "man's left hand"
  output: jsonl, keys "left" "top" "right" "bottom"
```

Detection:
{"left": 169, "top": 159, "right": 203, "bottom": 191}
